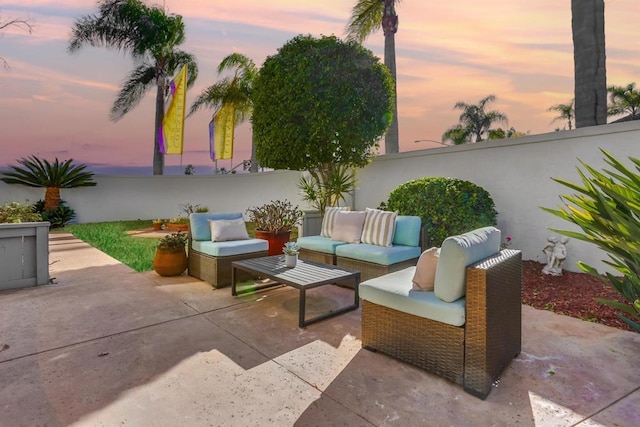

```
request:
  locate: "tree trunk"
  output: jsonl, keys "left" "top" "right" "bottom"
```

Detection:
{"left": 382, "top": 0, "right": 399, "bottom": 154}
{"left": 44, "top": 187, "right": 61, "bottom": 211}
{"left": 153, "top": 78, "right": 166, "bottom": 175}
{"left": 250, "top": 132, "right": 258, "bottom": 172}
{"left": 572, "top": 0, "right": 607, "bottom": 128}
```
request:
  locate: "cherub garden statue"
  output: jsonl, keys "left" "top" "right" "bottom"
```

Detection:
{"left": 542, "top": 236, "right": 569, "bottom": 276}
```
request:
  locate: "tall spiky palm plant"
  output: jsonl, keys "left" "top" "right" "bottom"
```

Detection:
{"left": 0, "top": 156, "right": 96, "bottom": 210}
{"left": 548, "top": 100, "right": 575, "bottom": 130}
{"left": 346, "top": 0, "right": 400, "bottom": 154}
{"left": 607, "top": 82, "right": 640, "bottom": 121}
{"left": 444, "top": 95, "right": 508, "bottom": 143}
{"left": 68, "top": 0, "right": 198, "bottom": 175}
{"left": 188, "top": 53, "right": 258, "bottom": 172}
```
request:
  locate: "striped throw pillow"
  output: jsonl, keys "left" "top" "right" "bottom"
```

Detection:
{"left": 320, "top": 206, "right": 350, "bottom": 238}
{"left": 360, "top": 208, "right": 397, "bottom": 246}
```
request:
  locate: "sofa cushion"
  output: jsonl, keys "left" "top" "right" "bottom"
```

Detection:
{"left": 336, "top": 243, "right": 421, "bottom": 266}
{"left": 361, "top": 208, "right": 397, "bottom": 247}
{"left": 192, "top": 238, "right": 268, "bottom": 257}
{"left": 209, "top": 218, "right": 249, "bottom": 242}
{"left": 360, "top": 267, "right": 466, "bottom": 326}
{"left": 190, "top": 212, "right": 244, "bottom": 241}
{"left": 332, "top": 211, "right": 367, "bottom": 243}
{"left": 412, "top": 247, "right": 440, "bottom": 291}
{"left": 434, "top": 226, "right": 501, "bottom": 303}
{"left": 296, "top": 235, "right": 348, "bottom": 255}
{"left": 321, "top": 206, "right": 349, "bottom": 238}
{"left": 392, "top": 216, "right": 422, "bottom": 247}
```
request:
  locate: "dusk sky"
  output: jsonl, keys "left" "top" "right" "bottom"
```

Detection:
{"left": 1, "top": 1, "right": 638, "bottom": 175}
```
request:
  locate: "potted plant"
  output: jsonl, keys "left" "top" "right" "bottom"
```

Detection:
{"left": 0, "top": 200, "right": 49, "bottom": 290}
{"left": 282, "top": 242, "right": 300, "bottom": 268}
{"left": 152, "top": 218, "right": 165, "bottom": 231}
{"left": 153, "top": 232, "right": 188, "bottom": 276}
{"left": 246, "top": 199, "right": 303, "bottom": 255}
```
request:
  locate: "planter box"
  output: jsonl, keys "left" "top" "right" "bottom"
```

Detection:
{"left": 0, "top": 222, "right": 50, "bottom": 291}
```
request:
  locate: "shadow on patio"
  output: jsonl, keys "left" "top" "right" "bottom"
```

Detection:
{"left": 0, "top": 233, "right": 638, "bottom": 426}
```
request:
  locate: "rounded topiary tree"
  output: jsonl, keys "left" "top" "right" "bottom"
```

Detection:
{"left": 252, "top": 34, "right": 394, "bottom": 212}
{"left": 383, "top": 177, "right": 498, "bottom": 247}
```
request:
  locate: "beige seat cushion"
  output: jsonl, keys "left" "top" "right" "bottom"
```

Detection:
{"left": 412, "top": 247, "right": 440, "bottom": 291}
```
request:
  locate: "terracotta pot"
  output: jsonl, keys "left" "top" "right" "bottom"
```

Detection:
{"left": 153, "top": 247, "right": 188, "bottom": 276}
{"left": 254, "top": 230, "right": 291, "bottom": 256}
{"left": 152, "top": 222, "right": 163, "bottom": 231}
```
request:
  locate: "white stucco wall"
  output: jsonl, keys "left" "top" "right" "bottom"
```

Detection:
{"left": 1, "top": 120, "right": 639, "bottom": 273}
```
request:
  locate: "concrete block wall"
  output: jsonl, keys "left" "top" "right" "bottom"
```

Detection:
{"left": 1, "top": 120, "right": 639, "bottom": 273}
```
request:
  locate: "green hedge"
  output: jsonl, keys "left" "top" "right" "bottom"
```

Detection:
{"left": 382, "top": 177, "right": 498, "bottom": 247}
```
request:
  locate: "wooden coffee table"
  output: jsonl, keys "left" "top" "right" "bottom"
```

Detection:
{"left": 231, "top": 255, "right": 360, "bottom": 327}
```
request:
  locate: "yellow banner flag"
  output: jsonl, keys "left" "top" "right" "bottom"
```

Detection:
{"left": 161, "top": 65, "right": 187, "bottom": 155}
{"left": 213, "top": 103, "right": 235, "bottom": 160}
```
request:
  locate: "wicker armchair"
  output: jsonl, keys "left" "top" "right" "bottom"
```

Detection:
{"left": 361, "top": 249, "right": 522, "bottom": 399}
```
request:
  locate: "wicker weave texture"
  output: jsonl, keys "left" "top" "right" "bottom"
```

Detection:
{"left": 298, "top": 248, "right": 336, "bottom": 265}
{"left": 362, "top": 300, "right": 465, "bottom": 384}
{"left": 464, "top": 249, "right": 522, "bottom": 398}
{"left": 188, "top": 248, "right": 268, "bottom": 288}
{"left": 337, "top": 256, "right": 418, "bottom": 282}
{"left": 360, "top": 249, "right": 522, "bottom": 399}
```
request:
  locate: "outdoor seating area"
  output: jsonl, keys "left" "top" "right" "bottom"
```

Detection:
{"left": 0, "top": 232, "right": 637, "bottom": 426}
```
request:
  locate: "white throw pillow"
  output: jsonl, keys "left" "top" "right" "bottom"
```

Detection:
{"left": 209, "top": 218, "right": 249, "bottom": 242}
{"left": 360, "top": 208, "right": 397, "bottom": 247}
{"left": 321, "top": 206, "right": 350, "bottom": 238}
{"left": 412, "top": 247, "right": 440, "bottom": 291}
{"left": 331, "top": 211, "right": 367, "bottom": 243}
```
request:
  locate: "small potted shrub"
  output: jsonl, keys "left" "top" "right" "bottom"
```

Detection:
{"left": 246, "top": 199, "right": 303, "bottom": 255}
{"left": 152, "top": 218, "right": 165, "bottom": 231}
{"left": 167, "top": 216, "right": 190, "bottom": 232}
{"left": 153, "top": 232, "right": 188, "bottom": 276}
{"left": 282, "top": 242, "right": 300, "bottom": 268}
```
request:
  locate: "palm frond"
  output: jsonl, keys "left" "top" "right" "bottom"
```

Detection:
{"left": 110, "top": 64, "right": 156, "bottom": 121}
{"left": 345, "top": 0, "right": 384, "bottom": 43}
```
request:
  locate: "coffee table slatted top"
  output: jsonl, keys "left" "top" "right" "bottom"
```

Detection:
{"left": 234, "top": 256, "right": 360, "bottom": 288}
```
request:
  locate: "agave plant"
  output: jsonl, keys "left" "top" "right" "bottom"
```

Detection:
{"left": 542, "top": 149, "right": 640, "bottom": 332}
{"left": 1, "top": 156, "right": 96, "bottom": 210}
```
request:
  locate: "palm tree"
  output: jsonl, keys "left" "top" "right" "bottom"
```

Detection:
{"left": 188, "top": 53, "right": 258, "bottom": 172}
{"left": 442, "top": 124, "right": 472, "bottom": 145}
{"left": 0, "top": 156, "right": 96, "bottom": 210}
{"left": 346, "top": 0, "right": 400, "bottom": 154}
{"left": 571, "top": 0, "right": 606, "bottom": 128}
{"left": 607, "top": 82, "right": 640, "bottom": 121}
{"left": 68, "top": 0, "right": 198, "bottom": 175}
{"left": 548, "top": 100, "right": 575, "bottom": 130}
{"left": 444, "top": 95, "right": 508, "bottom": 143}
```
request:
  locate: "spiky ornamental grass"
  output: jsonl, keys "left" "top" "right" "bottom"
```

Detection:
{"left": 542, "top": 149, "right": 640, "bottom": 332}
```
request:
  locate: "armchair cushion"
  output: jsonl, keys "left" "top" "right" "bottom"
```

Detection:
{"left": 336, "top": 243, "right": 421, "bottom": 265}
{"left": 332, "top": 211, "right": 367, "bottom": 243}
{"left": 192, "top": 239, "right": 268, "bottom": 257}
{"left": 360, "top": 208, "right": 397, "bottom": 247}
{"left": 434, "top": 226, "right": 501, "bottom": 302}
{"left": 359, "top": 267, "right": 466, "bottom": 326}
{"left": 296, "top": 235, "right": 348, "bottom": 254}
{"left": 190, "top": 212, "right": 244, "bottom": 241}
{"left": 320, "top": 206, "right": 350, "bottom": 238}
{"left": 392, "top": 216, "right": 422, "bottom": 247}
{"left": 209, "top": 218, "right": 249, "bottom": 242}
{"left": 412, "top": 247, "right": 440, "bottom": 291}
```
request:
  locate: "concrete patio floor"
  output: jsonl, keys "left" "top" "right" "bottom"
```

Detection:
{"left": 1, "top": 233, "right": 639, "bottom": 426}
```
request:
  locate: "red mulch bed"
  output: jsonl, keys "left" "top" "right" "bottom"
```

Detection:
{"left": 522, "top": 260, "right": 635, "bottom": 332}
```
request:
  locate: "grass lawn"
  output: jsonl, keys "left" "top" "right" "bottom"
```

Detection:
{"left": 63, "top": 220, "right": 298, "bottom": 272}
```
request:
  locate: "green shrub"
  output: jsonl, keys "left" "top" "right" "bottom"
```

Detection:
{"left": 0, "top": 200, "right": 43, "bottom": 223}
{"left": 34, "top": 199, "right": 76, "bottom": 228}
{"left": 382, "top": 177, "right": 498, "bottom": 246}
{"left": 542, "top": 149, "right": 640, "bottom": 332}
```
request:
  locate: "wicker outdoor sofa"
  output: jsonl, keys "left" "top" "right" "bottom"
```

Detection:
{"left": 297, "top": 212, "right": 423, "bottom": 282}
{"left": 188, "top": 212, "right": 268, "bottom": 288}
{"left": 359, "top": 227, "right": 522, "bottom": 399}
